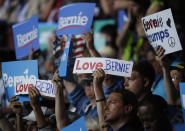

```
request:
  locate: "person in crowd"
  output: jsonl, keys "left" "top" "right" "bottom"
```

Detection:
{"left": 138, "top": 94, "right": 173, "bottom": 131}
{"left": 92, "top": 68, "right": 144, "bottom": 131}
{"left": 124, "top": 60, "right": 155, "bottom": 102}
{"left": 52, "top": 72, "right": 100, "bottom": 131}
{"left": 155, "top": 46, "right": 184, "bottom": 124}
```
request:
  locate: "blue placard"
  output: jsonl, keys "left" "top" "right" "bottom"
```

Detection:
{"left": 58, "top": 35, "right": 72, "bottom": 80}
{"left": 118, "top": 10, "right": 127, "bottom": 32}
{"left": 180, "top": 82, "right": 185, "bottom": 122}
{"left": 2, "top": 60, "right": 38, "bottom": 102}
{"left": 12, "top": 15, "right": 40, "bottom": 59}
{"left": 56, "top": 3, "right": 95, "bottom": 36}
{"left": 61, "top": 117, "right": 87, "bottom": 131}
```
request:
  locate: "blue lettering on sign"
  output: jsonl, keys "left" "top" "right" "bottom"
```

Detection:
{"left": 147, "top": 29, "right": 169, "bottom": 43}
{"left": 104, "top": 60, "right": 131, "bottom": 73}
{"left": 35, "top": 81, "right": 55, "bottom": 95}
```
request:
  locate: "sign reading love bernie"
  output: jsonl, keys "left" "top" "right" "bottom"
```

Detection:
{"left": 141, "top": 8, "right": 182, "bottom": 54}
{"left": 12, "top": 15, "right": 40, "bottom": 59}
{"left": 2, "top": 60, "right": 38, "bottom": 102}
{"left": 73, "top": 58, "right": 133, "bottom": 77}
{"left": 15, "top": 79, "right": 55, "bottom": 98}
{"left": 56, "top": 3, "right": 96, "bottom": 36}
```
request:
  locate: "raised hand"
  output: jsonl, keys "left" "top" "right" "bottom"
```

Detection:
{"left": 10, "top": 96, "right": 22, "bottom": 115}
{"left": 93, "top": 68, "right": 105, "bottom": 87}
{"left": 82, "top": 30, "right": 94, "bottom": 50}
{"left": 28, "top": 87, "right": 40, "bottom": 107}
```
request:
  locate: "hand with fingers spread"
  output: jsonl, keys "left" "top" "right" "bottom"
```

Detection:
{"left": 82, "top": 31, "right": 94, "bottom": 50}
{"left": 155, "top": 45, "right": 169, "bottom": 68}
{"left": 10, "top": 96, "right": 22, "bottom": 116}
{"left": 93, "top": 68, "right": 105, "bottom": 87}
{"left": 29, "top": 87, "right": 40, "bottom": 108}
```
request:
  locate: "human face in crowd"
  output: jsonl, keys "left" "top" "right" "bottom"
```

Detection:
{"left": 84, "top": 81, "right": 95, "bottom": 100}
{"left": 61, "top": 35, "right": 67, "bottom": 51}
{"left": 124, "top": 71, "right": 144, "bottom": 97}
{"left": 138, "top": 105, "right": 162, "bottom": 131}
{"left": 170, "top": 69, "right": 183, "bottom": 92}
{"left": 104, "top": 92, "right": 126, "bottom": 123}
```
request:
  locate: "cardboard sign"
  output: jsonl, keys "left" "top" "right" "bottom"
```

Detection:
{"left": 61, "top": 117, "right": 87, "bottom": 131}
{"left": 2, "top": 60, "right": 38, "bottom": 102}
{"left": 179, "top": 82, "right": 185, "bottom": 122}
{"left": 56, "top": 3, "right": 95, "bottom": 36}
{"left": 141, "top": 9, "right": 182, "bottom": 54}
{"left": 58, "top": 35, "right": 72, "bottom": 80}
{"left": 73, "top": 58, "right": 133, "bottom": 77}
{"left": 12, "top": 15, "right": 40, "bottom": 59}
{"left": 15, "top": 79, "right": 55, "bottom": 98}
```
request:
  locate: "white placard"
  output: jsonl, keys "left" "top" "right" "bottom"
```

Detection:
{"left": 141, "top": 8, "right": 182, "bottom": 54}
{"left": 73, "top": 57, "right": 133, "bottom": 77}
{"left": 15, "top": 79, "right": 55, "bottom": 97}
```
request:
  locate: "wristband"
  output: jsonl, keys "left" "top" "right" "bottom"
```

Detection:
{"left": 96, "top": 98, "right": 105, "bottom": 102}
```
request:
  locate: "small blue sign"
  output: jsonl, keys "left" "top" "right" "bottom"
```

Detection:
{"left": 58, "top": 35, "right": 72, "bottom": 80}
{"left": 2, "top": 60, "right": 38, "bottom": 102}
{"left": 56, "top": 3, "right": 95, "bottom": 36}
{"left": 179, "top": 82, "right": 185, "bottom": 122}
{"left": 12, "top": 15, "right": 40, "bottom": 60}
{"left": 61, "top": 117, "right": 87, "bottom": 131}
{"left": 118, "top": 10, "right": 127, "bottom": 33}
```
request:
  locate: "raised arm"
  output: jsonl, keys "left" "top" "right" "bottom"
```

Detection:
{"left": 52, "top": 73, "right": 70, "bottom": 130}
{"left": 93, "top": 68, "right": 108, "bottom": 131}
{"left": 29, "top": 87, "right": 47, "bottom": 128}
{"left": 82, "top": 31, "right": 101, "bottom": 57}
{"left": 155, "top": 46, "right": 179, "bottom": 105}
{"left": 10, "top": 96, "right": 24, "bottom": 131}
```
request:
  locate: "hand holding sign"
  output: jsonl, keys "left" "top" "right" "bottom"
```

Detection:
{"left": 92, "top": 68, "right": 105, "bottom": 86}
{"left": 29, "top": 87, "right": 40, "bottom": 107}
{"left": 10, "top": 96, "right": 22, "bottom": 115}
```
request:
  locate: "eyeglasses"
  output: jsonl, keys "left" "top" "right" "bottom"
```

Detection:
{"left": 172, "top": 76, "right": 181, "bottom": 81}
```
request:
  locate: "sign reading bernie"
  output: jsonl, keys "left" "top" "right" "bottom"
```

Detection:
{"left": 73, "top": 58, "right": 133, "bottom": 77}
{"left": 2, "top": 60, "right": 38, "bottom": 102}
{"left": 12, "top": 15, "right": 40, "bottom": 59}
{"left": 15, "top": 79, "right": 55, "bottom": 98}
{"left": 141, "top": 8, "right": 182, "bottom": 54}
{"left": 56, "top": 3, "right": 95, "bottom": 36}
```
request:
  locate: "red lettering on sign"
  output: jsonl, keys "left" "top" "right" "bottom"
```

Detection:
{"left": 76, "top": 60, "right": 81, "bottom": 70}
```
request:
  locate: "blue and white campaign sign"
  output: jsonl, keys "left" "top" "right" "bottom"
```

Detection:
{"left": 179, "top": 82, "right": 185, "bottom": 121}
{"left": 15, "top": 79, "right": 55, "bottom": 98}
{"left": 61, "top": 117, "right": 87, "bottom": 131}
{"left": 56, "top": 3, "right": 96, "bottom": 36}
{"left": 141, "top": 9, "right": 182, "bottom": 54}
{"left": 2, "top": 60, "right": 38, "bottom": 102}
{"left": 73, "top": 57, "right": 133, "bottom": 77}
{"left": 12, "top": 15, "right": 40, "bottom": 59}
{"left": 58, "top": 35, "right": 73, "bottom": 80}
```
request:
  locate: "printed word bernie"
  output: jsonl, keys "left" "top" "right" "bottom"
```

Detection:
{"left": 17, "top": 26, "right": 38, "bottom": 48}
{"left": 3, "top": 69, "right": 37, "bottom": 88}
{"left": 35, "top": 81, "right": 55, "bottom": 96}
{"left": 104, "top": 60, "right": 131, "bottom": 73}
{"left": 58, "top": 12, "right": 88, "bottom": 30}
{"left": 142, "top": 16, "right": 163, "bottom": 32}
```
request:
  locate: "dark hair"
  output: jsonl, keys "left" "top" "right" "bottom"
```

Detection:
{"left": 139, "top": 94, "right": 168, "bottom": 114}
{"left": 133, "top": 60, "right": 155, "bottom": 90}
{"left": 113, "top": 88, "right": 138, "bottom": 117}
